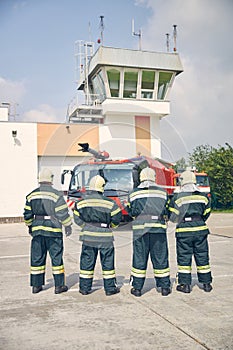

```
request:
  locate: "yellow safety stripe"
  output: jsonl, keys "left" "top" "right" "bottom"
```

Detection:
{"left": 111, "top": 207, "right": 121, "bottom": 216}
{"left": 77, "top": 199, "right": 113, "bottom": 210}
{"left": 61, "top": 217, "right": 72, "bottom": 226}
{"left": 130, "top": 189, "right": 167, "bottom": 202}
{"left": 81, "top": 231, "right": 113, "bottom": 237}
{"left": 52, "top": 265, "right": 65, "bottom": 274}
{"left": 175, "top": 195, "right": 208, "bottom": 207}
{"left": 24, "top": 219, "right": 33, "bottom": 225}
{"left": 27, "top": 191, "right": 59, "bottom": 202}
{"left": 80, "top": 269, "right": 94, "bottom": 279}
{"left": 203, "top": 207, "right": 211, "bottom": 216}
{"left": 24, "top": 205, "right": 31, "bottom": 211}
{"left": 168, "top": 207, "right": 180, "bottom": 215}
{"left": 153, "top": 267, "right": 170, "bottom": 278}
{"left": 32, "top": 226, "right": 62, "bottom": 233}
{"left": 55, "top": 204, "right": 68, "bottom": 212}
{"left": 176, "top": 226, "right": 207, "bottom": 233}
{"left": 197, "top": 265, "right": 211, "bottom": 273}
{"left": 31, "top": 265, "right": 46, "bottom": 275}
{"left": 102, "top": 270, "right": 116, "bottom": 279}
{"left": 133, "top": 223, "right": 167, "bottom": 230}
{"left": 178, "top": 265, "right": 192, "bottom": 273}
{"left": 73, "top": 209, "right": 80, "bottom": 216}
{"left": 131, "top": 267, "right": 146, "bottom": 278}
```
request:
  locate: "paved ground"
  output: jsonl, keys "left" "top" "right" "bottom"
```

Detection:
{"left": 0, "top": 213, "right": 233, "bottom": 350}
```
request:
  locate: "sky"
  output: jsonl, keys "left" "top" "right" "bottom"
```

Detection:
{"left": 0, "top": 0, "right": 233, "bottom": 162}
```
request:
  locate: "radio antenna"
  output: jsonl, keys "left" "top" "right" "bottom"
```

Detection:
{"left": 173, "top": 24, "right": 177, "bottom": 52}
{"left": 98, "top": 15, "right": 104, "bottom": 45}
{"left": 132, "top": 19, "right": 142, "bottom": 50}
{"left": 166, "top": 33, "right": 170, "bottom": 52}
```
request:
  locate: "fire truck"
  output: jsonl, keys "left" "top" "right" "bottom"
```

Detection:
{"left": 61, "top": 143, "right": 176, "bottom": 221}
{"left": 172, "top": 171, "right": 211, "bottom": 196}
{"left": 61, "top": 144, "right": 210, "bottom": 220}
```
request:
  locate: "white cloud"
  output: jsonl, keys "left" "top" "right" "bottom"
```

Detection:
{"left": 139, "top": 0, "right": 233, "bottom": 160}
{"left": 0, "top": 76, "right": 26, "bottom": 104}
{"left": 23, "top": 104, "right": 65, "bottom": 123}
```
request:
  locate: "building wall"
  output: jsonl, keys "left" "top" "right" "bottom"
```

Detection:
{"left": 99, "top": 115, "right": 137, "bottom": 158}
{"left": 0, "top": 122, "right": 37, "bottom": 219}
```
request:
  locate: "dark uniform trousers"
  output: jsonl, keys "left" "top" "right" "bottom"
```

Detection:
{"left": 80, "top": 243, "right": 116, "bottom": 293}
{"left": 132, "top": 232, "right": 170, "bottom": 290}
{"left": 176, "top": 234, "right": 212, "bottom": 285}
{"left": 31, "top": 236, "right": 65, "bottom": 287}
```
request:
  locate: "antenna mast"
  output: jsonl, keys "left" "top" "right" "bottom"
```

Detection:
{"left": 99, "top": 15, "right": 104, "bottom": 45}
{"left": 166, "top": 33, "right": 170, "bottom": 52}
{"left": 173, "top": 24, "right": 177, "bottom": 52}
{"left": 132, "top": 19, "right": 142, "bottom": 50}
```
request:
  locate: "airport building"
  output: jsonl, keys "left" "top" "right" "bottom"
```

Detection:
{"left": 0, "top": 44, "right": 183, "bottom": 221}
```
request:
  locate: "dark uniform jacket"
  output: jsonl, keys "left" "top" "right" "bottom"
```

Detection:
{"left": 24, "top": 184, "right": 72, "bottom": 237}
{"left": 73, "top": 191, "right": 122, "bottom": 243}
{"left": 168, "top": 190, "right": 211, "bottom": 237}
{"left": 126, "top": 184, "right": 168, "bottom": 237}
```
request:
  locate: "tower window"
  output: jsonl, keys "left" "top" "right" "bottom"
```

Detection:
{"left": 107, "top": 69, "right": 120, "bottom": 97}
{"left": 123, "top": 70, "right": 138, "bottom": 98}
{"left": 141, "top": 70, "right": 155, "bottom": 99}
{"left": 158, "top": 72, "right": 173, "bottom": 100}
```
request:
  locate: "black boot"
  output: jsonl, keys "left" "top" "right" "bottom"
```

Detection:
{"left": 32, "top": 286, "right": 42, "bottom": 294}
{"left": 55, "top": 285, "right": 68, "bottom": 294}
{"left": 161, "top": 288, "right": 171, "bottom": 296}
{"left": 176, "top": 284, "right": 191, "bottom": 293}
{"left": 79, "top": 289, "right": 91, "bottom": 295}
{"left": 203, "top": 283, "right": 213, "bottom": 292}
{"left": 130, "top": 288, "right": 142, "bottom": 297}
{"left": 105, "top": 287, "right": 120, "bottom": 296}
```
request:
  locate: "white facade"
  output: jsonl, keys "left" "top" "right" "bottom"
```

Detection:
{"left": 0, "top": 122, "right": 37, "bottom": 218}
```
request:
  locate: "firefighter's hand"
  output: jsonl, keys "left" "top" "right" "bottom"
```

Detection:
{"left": 28, "top": 226, "right": 32, "bottom": 235}
{"left": 65, "top": 225, "right": 72, "bottom": 237}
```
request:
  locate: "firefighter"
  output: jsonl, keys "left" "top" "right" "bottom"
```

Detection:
{"left": 126, "top": 167, "right": 171, "bottom": 297}
{"left": 73, "top": 175, "right": 122, "bottom": 296}
{"left": 168, "top": 170, "right": 213, "bottom": 293}
{"left": 23, "top": 168, "right": 72, "bottom": 294}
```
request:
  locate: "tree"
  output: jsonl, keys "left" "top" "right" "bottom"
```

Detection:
{"left": 188, "top": 144, "right": 213, "bottom": 172}
{"left": 189, "top": 143, "right": 233, "bottom": 208}
{"left": 173, "top": 157, "right": 188, "bottom": 173}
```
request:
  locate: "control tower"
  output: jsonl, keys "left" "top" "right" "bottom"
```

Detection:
{"left": 67, "top": 42, "right": 183, "bottom": 158}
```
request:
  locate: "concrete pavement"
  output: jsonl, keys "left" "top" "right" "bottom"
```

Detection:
{"left": 0, "top": 213, "right": 233, "bottom": 350}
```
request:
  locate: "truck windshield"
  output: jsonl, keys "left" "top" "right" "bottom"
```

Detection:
{"left": 70, "top": 163, "right": 134, "bottom": 193}
{"left": 196, "top": 175, "right": 210, "bottom": 187}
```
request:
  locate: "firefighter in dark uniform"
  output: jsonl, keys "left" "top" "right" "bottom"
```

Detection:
{"left": 23, "top": 168, "right": 72, "bottom": 294}
{"left": 126, "top": 167, "right": 171, "bottom": 297}
{"left": 73, "top": 175, "right": 122, "bottom": 296}
{"left": 168, "top": 170, "right": 213, "bottom": 293}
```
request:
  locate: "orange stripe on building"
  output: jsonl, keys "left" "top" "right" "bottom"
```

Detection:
{"left": 135, "top": 116, "right": 151, "bottom": 156}
{"left": 37, "top": 123, "right": 99, "bottom": 156}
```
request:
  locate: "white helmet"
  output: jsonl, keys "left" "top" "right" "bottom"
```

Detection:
{"left": 38, "top": 168, "right": 54, "bottom": 183}
{"left": 140, "top": 167, "right": 155, "bottom": 182}
{"left": 180, "top": 170, "right": 196, "bottom": 186}
{"left": 89, "top": 175, "right": 105, "bottom": 193}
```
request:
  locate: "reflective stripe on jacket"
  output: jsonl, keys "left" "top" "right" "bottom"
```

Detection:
{"left": 73, "top": 191, "right": 122, "bottom": 243}
{"left": 23, "top": 184, "right": 72, "bottom": 237}
{"left": 168, "top": 191, "right": 211, "bottom": 237}
{"left": 126, "top": 186, "right": 168, "bottom": 236}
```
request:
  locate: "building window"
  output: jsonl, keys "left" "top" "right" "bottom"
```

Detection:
{"left": 157, "top": 71, "right": 173, "bottom": 100}
{"left": 107, "top": 69, "right": 121, "bottom": 97}
{"left": 141, "top": 70, "right": 155, "bottom": 99}
{"left": 123, "top": 70, "right": 138, "bottom": 98}
{"left": 91, "top": 70, "right": 106, "bottom": 102}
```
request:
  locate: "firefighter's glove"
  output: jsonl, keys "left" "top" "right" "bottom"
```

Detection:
{"left": 28, "top": 226, "right": 32, "bottom": 235}
{"left": 65, "top": 225, "right": 72, "bottom": 237}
